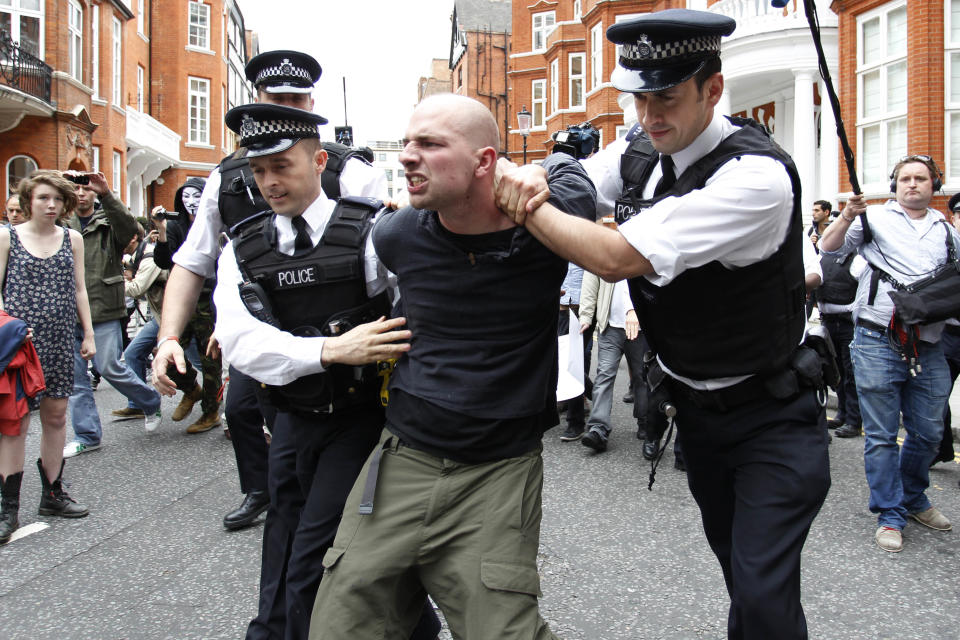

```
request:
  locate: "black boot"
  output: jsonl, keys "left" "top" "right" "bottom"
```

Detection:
{"left": 1, "top": 471, "right": 22, "bottom": 544}
{"left": 37, "top": 459, "right": 89, "bottom": 518}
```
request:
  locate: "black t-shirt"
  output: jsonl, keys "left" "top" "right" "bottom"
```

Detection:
{"left": 385, "top": 226, "right": 557, "bottom": 464}
{"left": 387, "top": 389, "right": 553, "bottom": 464}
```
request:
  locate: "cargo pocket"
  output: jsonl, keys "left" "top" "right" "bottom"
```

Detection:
{"left": 321, "top": 546, "right": 345, "bottom": 574}
{"left": 480, "top": 558, "right": 542, "bottom": 597}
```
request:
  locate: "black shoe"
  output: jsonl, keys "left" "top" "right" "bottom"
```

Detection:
{"left": 223, "top": 491, "right": 270, "bottom": 531}
{"left": 835, "top": 424, "right": 862, "bottom": 438}
{"left": 36, "top": 459, "right": 88, "bottom": 518}
{"left": 559, "top": 424, "right": 584, "bottom": 442}
{"left": 622, "top": 391, "right": 634, "bottom": 404}
{"left": 581, "top": 428, "right": 608, "bottom": 453}
{"left": 826, "top": 417, "right": 843, "bottom": 429}
{"left": 642, "top": 439, "right": 660, "bottom": 461}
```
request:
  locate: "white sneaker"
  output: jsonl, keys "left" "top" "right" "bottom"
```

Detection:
{"left": 145, "top": 410, "right": 162, "bottom": 433}
{"left": 63, "top": 441, "right": 101, "bottom": 458}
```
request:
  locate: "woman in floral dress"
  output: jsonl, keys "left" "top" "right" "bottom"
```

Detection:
{"left": 0, "top": 170, "right": 96, "bottom": 544}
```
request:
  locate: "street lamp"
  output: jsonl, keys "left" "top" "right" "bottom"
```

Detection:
{"left": 517, "top": 105, "right": 532, "bottom": 165}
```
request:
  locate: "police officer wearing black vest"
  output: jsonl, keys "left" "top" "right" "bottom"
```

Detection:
{"left": 152, "top": 51, "right": 386, "bottom": 537}
{"left": 495, "top": 10, "right": 830, "bottom": 640}
{"left": 216, "top": 104, "right": 439, "bottom": 640}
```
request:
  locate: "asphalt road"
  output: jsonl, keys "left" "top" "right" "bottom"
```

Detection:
{"left": 1, "top": 362, "right": 958, "bottom": 640}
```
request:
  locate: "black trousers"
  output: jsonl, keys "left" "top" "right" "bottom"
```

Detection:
{"left": 251, "top": 403, "right": 440, "bottom": 640}
{"left": 821, "top": 313, "right": 861, "bottom": 427}
{"left": 938, "top": 328, "right": 960, "bottom": 461}
{"left": 673, "top": 387, "right": 831, "bottom": 640}
{"left": 226, "top": 366, "right": 273, "bottom": 494}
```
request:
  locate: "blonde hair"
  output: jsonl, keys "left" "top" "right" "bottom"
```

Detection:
{"left": 17, "top": 170, "right": 79, "bottom": 221}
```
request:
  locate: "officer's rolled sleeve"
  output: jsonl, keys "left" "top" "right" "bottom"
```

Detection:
{"left": 214, "top": 242, "right": 328, "bottom": 386}
{"left": 173, "top": 167, "right": 224, "bottom": 278}
{"left": 618, "top": 154, "right": 794, "bottom": 286}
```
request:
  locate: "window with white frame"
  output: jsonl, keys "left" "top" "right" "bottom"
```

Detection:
{"left": 6, "top": 155, "right": 37, "bottom": 196}
{"left": 138, "top": 0, "right": 146, "bottom": 35}
{"left": 550, "top": 58, "right": 559, "bottom": 114}
{"left": 946, "top": 0, "right": 960, "bottom": 179}
{"left": 91, "top": 4, "right": 100, "bottom": 97}
{"left": 532, "top": 11, "right": 555, "bottom": 52}
{"left": 112, "top": 18, "right": 122, "bottom": 105}
{"left": 68, "top": 0, "right": 82, "bottom": 82}
{"left": 616, "top": 124, "right": 631, "bottom": 140}
{"left": 189, "top": 77, "right": 210, "bottom": 145}
{"left": 591, "top": 23, "right": 603, "bottom": 90}
{"left": 188, "top": 1, "right": 210, "bottom": 50}
{"left": 112, "top": 151, "right": 122, "bottom": 195}
{"left": 569, "top": 53, "right": 585, "bottom": 109}
{"left": 136, "top": 65, "right": 144, "bottom": 111}
{"left": 92, "top": 146, "right": 100, "bottom": 174}
{"left": 0, "top": 0, "right": 43, "bottom": 58}
{"left": 532, "top": 79, "right": 546, "bottom": 128}
{"left": 857, "top": 3, "right": 907, "bottom": 188}
{"left": 573, "top": 1, "right": 581, "bottom": 20}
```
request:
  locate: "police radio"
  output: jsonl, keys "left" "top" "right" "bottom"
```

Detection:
{"left": 238, "top": 281, "right": 281, "bottom": 328}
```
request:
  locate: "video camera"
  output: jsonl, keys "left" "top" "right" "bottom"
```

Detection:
{"left": 64, "top": 173, "right": 90, "bottom": 185}
{"left": 151, "top": 207, "right": 181, "bottom": 221}
{"left": 551, "top": 122, "right": 601, "bottom": 160}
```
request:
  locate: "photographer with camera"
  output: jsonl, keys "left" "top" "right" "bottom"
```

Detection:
{"left": 62, "top": 171, "right": 163, "bottom": 456}
{"left": 150, "top": 178, "right": 221, "bottom": 435}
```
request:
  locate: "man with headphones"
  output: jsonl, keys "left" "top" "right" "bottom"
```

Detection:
{"left": 821, "top": 155, "right": 958, "bottom": 553}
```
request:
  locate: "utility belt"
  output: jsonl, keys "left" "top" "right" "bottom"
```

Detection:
{"left": 261, "top": 295, "right": 392, "bottom": 417}
{"left": 659, "top": 328, "right": 840, "bottom": 413}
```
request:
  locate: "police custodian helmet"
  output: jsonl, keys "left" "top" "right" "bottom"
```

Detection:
{"left": 225, "top": 103, "right": 328, "bottom": 158}
{"left": 607, "top": 9, "right": 736, "bottom": 93}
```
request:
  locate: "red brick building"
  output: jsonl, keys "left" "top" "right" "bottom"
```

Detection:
{"left": 0, "top": 1, "right": 256, "bottom": 218}
{"left": 449, "top": 0, "right": 512, "bottom": 152}
{"left": 509, "top": 0, "right": 684, "bottom": 163}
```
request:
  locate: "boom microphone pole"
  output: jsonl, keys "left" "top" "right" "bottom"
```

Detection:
{"left": 774, "top": 0, "right": 872, "bottom": 240}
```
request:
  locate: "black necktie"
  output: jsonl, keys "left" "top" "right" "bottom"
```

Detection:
{"left": 292, "top": 215, "right": 312, "bottom": 256}
{"left": 653, "top": 155, "right": 676, "bottom": 197}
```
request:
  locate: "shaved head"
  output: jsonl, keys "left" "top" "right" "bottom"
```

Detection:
{"left": 416, "top": 94, "right": 499, "bottom": 151}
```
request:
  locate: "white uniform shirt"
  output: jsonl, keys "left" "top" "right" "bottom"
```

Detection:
{"left": 581, "top": 115, "right": 796, "bottom": 390}
{"left": 175, "top": 156, "right": 388, "bottom": 278}
{"left": 607, "top": 280, "right": 633, "bottom": 329}
{"left": 213, "top": 194, "right": 389, "bottom": 386}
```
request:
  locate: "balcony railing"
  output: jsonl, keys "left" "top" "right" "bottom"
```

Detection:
{"left": 710, "top": 0, "right": 836, "bottom": 39}
{"left": 0, "top": 29, "right": 52, "bottom": 104}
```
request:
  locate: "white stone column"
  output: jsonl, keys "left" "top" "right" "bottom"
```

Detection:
{"left": 793, "top": 70, "right": 816, "bottom": 222}
{"left": 818, "top": 79, "right": 840, "bottom": 207}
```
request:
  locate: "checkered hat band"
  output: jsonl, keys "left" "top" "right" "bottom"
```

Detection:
{"left": 620, "top": 35, "right": 721, "bottom": 68}
{"left": 239, "top": 118, "right": 318, "bottom": 145}
{"left": 255, "top": 64, "right": 312, "bottom": 86}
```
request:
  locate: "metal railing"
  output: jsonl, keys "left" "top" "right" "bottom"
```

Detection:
{"left": 0, "top": 29, "right": 52, "bottom": 104}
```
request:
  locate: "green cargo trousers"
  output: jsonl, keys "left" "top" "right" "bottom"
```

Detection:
{"left": 309, "top": 428, "right": 558, "bottom": 640}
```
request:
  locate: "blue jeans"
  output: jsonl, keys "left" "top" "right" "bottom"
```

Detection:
{"left": 850, "top": 324, "right": 950, "bottom": 529}
{"left": 69, "top": 320, "right": 162, "bottom": 445}
{"left": 586, "top": 326, "right": 644, "bottom": 436}
{"left": 123, "top": 318, "right": 159, "bottom": 409}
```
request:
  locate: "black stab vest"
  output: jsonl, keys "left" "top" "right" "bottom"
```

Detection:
{"left": 233, "top": 196, "right": 390, "bottom": 413}
{"left": 818, "top": 252, "right": 859, "bottom": 305}
{"left": 217, "top": 142, "right": 368, "bottom": 238}
{"left": 621, "top": 117, "right": 806, "bottom": 380}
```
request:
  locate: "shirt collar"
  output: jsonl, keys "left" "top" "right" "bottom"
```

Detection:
{"left": 275, "top": 194, "right": 335, "bottom": 237}
{"left": 671, "top": 114, "right": 730, "bottom": 177}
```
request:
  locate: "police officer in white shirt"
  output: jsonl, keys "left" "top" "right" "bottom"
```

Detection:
{"left": 495, "top": 10, "right": 829, "bottom": 639}
{"left": 216, "top": 103, "right": 438, "bottom": 640}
